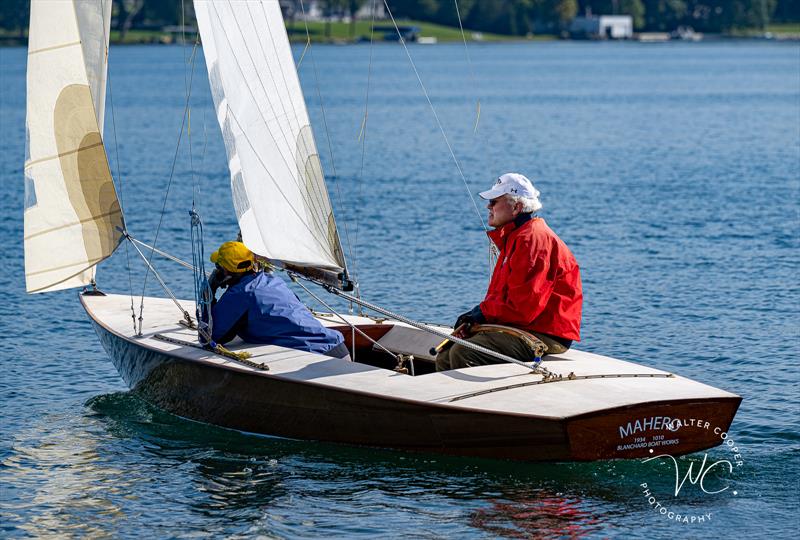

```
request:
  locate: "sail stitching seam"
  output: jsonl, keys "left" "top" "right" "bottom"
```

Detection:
{"left": 24, "top": 141, "right": 105, "bottom": 169}
{"left": 26, "top": 256, "right": 106, "bottom": 278}
{"left": 210, "top": 1, "right": 328, "bottom": 233}
{"left": 204, "top": 3, "right": 339, "bottom": 262}
{"left": 27, "top": 40, "right": 81, "bottom": 56}
{"left": 251, "top": 1, "right": 316, "bottom": 172}
{"left": 24, "top": 208, "right": 122, "bottom": 241}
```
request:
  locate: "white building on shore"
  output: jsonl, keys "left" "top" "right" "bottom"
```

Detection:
{"left": 569, "top": 14, "right": 633, "bottom": 39}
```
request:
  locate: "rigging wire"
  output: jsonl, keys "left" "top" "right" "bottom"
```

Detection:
{"left": 290, "top": 275, "right": 400, "bottom": 361}
{"left": 450, "top": 1, "right": 498, "bottom": 274}
{"left": 128, "top": 235, "right": 204, "bottom": 274}
{"left": 382, "top": 0, "right": 487, "bottom": 233}
{"left": 127, "top": 235, "right": 193, "bottom": 325}
{"left": 99, "top": 0, "right": 136, "bottom": 334}
{"left": 351, "top": 0, "right": 379, "bottom": 315}
{"left": 297, "top": 0, "right": 359, "bottom": 290}
{"left": 293, "top": 273, "right": 553, "bottom": 376}
{"left": 182, "top": 0, "right": 203, "bottom": 214}
{"left": 452, "top": 0, "right": 481, "bottom": 134}
{"left": 183, "top": 0, "right": 212, "bottom": 343}
{"left": 136, "top": 40, "right": 201, "bottom": 333}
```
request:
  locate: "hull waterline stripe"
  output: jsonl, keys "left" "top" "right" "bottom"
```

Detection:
{"left": 28, "top": 40, "right": 81, "bottom": 56}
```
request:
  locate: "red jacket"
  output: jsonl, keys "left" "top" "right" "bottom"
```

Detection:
{"left": 479, "top": 216, "right": 582, "bottom": 341}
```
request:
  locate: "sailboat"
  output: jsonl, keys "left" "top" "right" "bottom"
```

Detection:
{"left": 24, "top": 0, "right": 740, "bottom": 462}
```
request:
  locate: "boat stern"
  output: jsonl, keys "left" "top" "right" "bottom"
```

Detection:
{"left": 565, "top": 395, "right": 743, "bottom": 460}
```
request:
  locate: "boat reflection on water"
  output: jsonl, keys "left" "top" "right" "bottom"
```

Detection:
{"left": 76, "top": 391, "right": 638, "bottom": 537}
{"left": 3, "top": 388, "right": 734, "bottom": 537}
{"left": 470, "top": 492, "right": 604, "bottom": 538}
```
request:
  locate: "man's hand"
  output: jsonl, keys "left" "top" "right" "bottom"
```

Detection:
{"left": 453, "top": 305, "right": 486, "bottom": 334}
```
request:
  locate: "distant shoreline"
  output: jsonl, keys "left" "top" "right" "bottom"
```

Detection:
{"left": 2, "top": 35, "right": 798, "bottom": 47}
{"left": 1, "top": 21, "right": 798, "bottom": 47}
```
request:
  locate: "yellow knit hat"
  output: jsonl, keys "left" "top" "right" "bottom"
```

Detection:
{"left": 210, "top": 241, "right": 255, "bottom": 273}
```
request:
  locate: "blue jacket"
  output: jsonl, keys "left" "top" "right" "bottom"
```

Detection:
{"left": 211, "top": 271, "right": 344, "bottom": 354}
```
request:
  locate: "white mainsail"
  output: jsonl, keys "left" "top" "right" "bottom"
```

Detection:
{"left": 24, "top": 0, "right": 122, "bottom": 293}
{"left": 194, "top": 0, "right": 346, "bottom": 273}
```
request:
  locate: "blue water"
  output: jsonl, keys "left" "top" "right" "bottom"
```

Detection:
{"left": 1, "top": 41, "right": 798, "bottom": 538}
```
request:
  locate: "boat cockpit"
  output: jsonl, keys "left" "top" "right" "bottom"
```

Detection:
{"left": 327, "top": 321, "right": 445, "bottom": 376}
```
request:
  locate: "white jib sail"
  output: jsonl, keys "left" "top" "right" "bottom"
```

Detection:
{"left": 194, "top": 0, "right": 346, "bottom": 272}
{"left": 24, "top": 0, "right": 123, "bottom": 294}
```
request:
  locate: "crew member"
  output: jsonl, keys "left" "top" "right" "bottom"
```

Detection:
{"left": 207, "top": 241, "right": 350, "bottom": 359}
{"left": 436, "top": 173, "right": 582, "bottom": 371}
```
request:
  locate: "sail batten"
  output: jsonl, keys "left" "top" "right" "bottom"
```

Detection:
{"left": 194, "top": 0, "right": 347, "bottom": 275}
{"left": 24, "top": 0, "right": 123, "bottom": 294}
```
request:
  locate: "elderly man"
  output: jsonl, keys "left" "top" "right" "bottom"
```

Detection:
{"left": 207, "top": 241, "right": 350, "bottom": 360}
{"left": 436, "top": 173, "right": 583, "bottom": 371}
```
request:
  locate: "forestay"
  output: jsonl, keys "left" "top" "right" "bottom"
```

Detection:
{"left": 24, "top": 0, "right": 123, "bottom": 293}
{"left": 194, "top": 0, "right": 346, "bottom": 274}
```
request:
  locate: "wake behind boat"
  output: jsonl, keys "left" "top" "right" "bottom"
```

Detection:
{"left": 23, "top": 0, "right": 740, "bottom": 462}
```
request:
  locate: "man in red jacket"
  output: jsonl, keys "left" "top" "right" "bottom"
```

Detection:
{"left": 436, "top": 173, "right": 583, "bottom": 371}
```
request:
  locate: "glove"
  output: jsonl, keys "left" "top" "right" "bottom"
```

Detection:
{"left": 454, "top": 304, "right": 486, "bottom": 329}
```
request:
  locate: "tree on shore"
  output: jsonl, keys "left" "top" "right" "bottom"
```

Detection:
{"left": 0, "top": 0, "right": 796, "bottom": 41}
{"left": 0, "top": 0, "right": 28, "bottom": 39}
{"left": 116, "top": 0, "right": 145, "bottom": 41}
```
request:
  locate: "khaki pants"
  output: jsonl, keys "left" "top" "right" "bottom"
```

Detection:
{"left": 435, "top": 330, "right": 569, "bottom": 372}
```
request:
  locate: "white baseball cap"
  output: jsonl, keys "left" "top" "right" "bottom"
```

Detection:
{"left": 479, "top": 173, "right": 540, "bottom": 201}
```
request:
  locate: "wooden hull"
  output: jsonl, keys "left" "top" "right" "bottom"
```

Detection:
{"left": 86, "top": 295, "right": 741, "bottom": 462}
